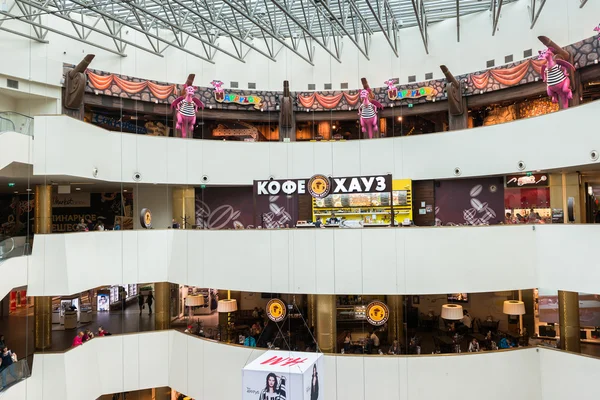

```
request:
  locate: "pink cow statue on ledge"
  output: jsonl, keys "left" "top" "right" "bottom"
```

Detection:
{"left": 538, "top": 47, "right": 575, "bottom": 110}
{"left": 358, "top": 89, "right": 383, "bottom": 139}
{"left": 171, "top": 84, "right": 204, "bottom": 138}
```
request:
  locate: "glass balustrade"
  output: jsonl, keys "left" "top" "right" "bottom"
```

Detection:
{"left": 0, "top": 112, "right": 33, "bottom": 136}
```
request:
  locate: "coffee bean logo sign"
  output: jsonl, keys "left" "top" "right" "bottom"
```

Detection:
{"left": 266, "top": 299, "right": 287, "bottom": 322}
{"left": 366, "top": 301, "right": 389, "bottom": 326}
{"left": 308, "top": 174, "right": 331, "bottom": 199}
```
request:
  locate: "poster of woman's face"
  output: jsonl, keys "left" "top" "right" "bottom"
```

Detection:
{"left": 244, "top": 372, "right": 288, "bottom": 400}
{"left": 97, "top": 294, "right": 109, "bottom": 311}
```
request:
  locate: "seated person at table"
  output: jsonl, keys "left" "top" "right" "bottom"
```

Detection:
{"left": 483, "top": 331, "right": 493, "bottom": 349}
{"left": 498, "top": 335, "right": 514, "bottom": 349}
{"left": 468, "top": 338, "right": 480, "bottom": 352}
{"left": 327, "top": 213, "right": 339, "bottom": 224}
{"left": 343, "top": 332, "right": 352, "bottom": 352}
{"left": 408, "top": 336, "right": 421, "bottom": 354}
{"left": 388, "top": 340, "right": 401, "bottom": 355}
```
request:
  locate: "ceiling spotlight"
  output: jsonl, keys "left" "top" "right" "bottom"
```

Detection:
{"left": 26, "top": 188, "right": 32, "bottom": 192}
{"left": 13, "top": 191, "right": 18, "bottom": 194}
{"left": 75, "top": 187, "right": 81, "bottom": 191}
{"left": 397, "top": 116, "right": 403, "bottom": 122}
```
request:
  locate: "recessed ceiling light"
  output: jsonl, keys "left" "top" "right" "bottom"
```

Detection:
{"left": 123, "top": 189, "right": 128, "bottom": 192}
{"left": 13, "top": 191, "right": 18, "bottom": 194}
{"left": 75, "top": 187, "right": 81, "bottom": 191}
{"left": 26, "top": 188, "right": 32, "bottom": 192}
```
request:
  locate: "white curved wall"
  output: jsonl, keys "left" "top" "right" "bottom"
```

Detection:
{"left": 0, "top": 1, "right": 597, "bottom": 92}
{"left": 27, "top": 225, "right": 600, "bottom": 296}
{"left": 32, "top": 101, "right": 600, "bottom": 185}
{"left": 0, "top": 256, "right": 28, "bottom": 301}
{"left": 0, "top": 131, "right": 32, "bottom": 173}
{"left": 5, "top": 330, "right": 598, "bottom": 400}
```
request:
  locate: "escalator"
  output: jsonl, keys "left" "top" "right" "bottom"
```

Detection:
{"left": 0, "top": 236, "right": 31, "bottom": 261}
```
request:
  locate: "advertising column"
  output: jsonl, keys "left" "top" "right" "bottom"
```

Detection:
{"left": 242, "top": 351, "right": 324, "bottom": 400}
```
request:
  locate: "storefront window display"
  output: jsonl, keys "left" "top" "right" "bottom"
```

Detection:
{"left": 470, "top": 96, "right": 559, "bottom": 128}
{"left": 311, "top": 179, "right": 412, "bottom": 227}
{"left": 9, "top": 290, "right": 29, "bottom": 313}
{"left": 109, "top": 284, "right": 139, "bottom": 307}
{"left": 504, "top": 174, "right": 551, "bottom": 223}
{"left": 536, "top": 289, "right": 600, "bottom": 343}
{"left": 175, "top": 286, "right": 218, "bottom": 320}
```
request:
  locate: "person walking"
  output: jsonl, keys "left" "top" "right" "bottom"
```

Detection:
{"left": 146, "top": 292, "right": 154, "bottom": 315}
{"left": 138, "top": 293, "right": 145, "bottom": 316}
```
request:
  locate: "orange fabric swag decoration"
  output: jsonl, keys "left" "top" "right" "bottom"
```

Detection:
{"left": 87, "top": 71, "right": 175, "bottom": 100}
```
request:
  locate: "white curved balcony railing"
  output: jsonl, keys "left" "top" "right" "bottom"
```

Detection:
{"left": 3, "top": 330, "right": 597, "bottom": 400}
{"left": 23, "top": 225, "right": 600, "bottom": 297}
{"left": 31, "top": 101, "right": 600, "bottom": 185}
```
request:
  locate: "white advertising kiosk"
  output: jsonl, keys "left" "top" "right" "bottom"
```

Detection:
{"left": 242, "top": 350, "right": 324, "bottom": 400}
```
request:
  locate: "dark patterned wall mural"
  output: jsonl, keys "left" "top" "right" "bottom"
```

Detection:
{"left": 434, "top": 177, "right": 505, "bottom": 226}
{"left": 194, "top": 187, "right": 254, "bottom": 229}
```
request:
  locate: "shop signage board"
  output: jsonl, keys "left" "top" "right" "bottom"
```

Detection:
{"left": 387, "top": 86, "right": 437, "bottom": 101}
{"left": 242, "top": 351, "right": 324, "bottom": 400}
{"left": 52, "top": 193, "right": 91, "bottom": 208}
{"left": 215, "top": 92, "right": 264, "bottom": 110}
{"left": 254, "top": 174, "right": 392, "bottom": 197}
{"left": 505, "top": 174, "right": 548, "bottom": 187}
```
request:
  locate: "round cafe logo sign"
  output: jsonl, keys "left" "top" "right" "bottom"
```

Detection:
{"left": 308, "top": 174, "right": 331, "bottom": 199}
{"left": 366, "top": 301, "right": 389, "bottom": 326}
{"left": 266, "top": 299, "right": 287, "bottom": 322}
{"left": 140, "top": 208, "right": 152, "bottom": 229}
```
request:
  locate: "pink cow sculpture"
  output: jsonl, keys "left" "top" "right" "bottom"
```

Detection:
{"left": 594, "top": 24, "right": 600, "bottom": 39}
{"left": 171, "top": 85, "right": 204, "bottom": 138}
{"left": 211, "top": 80, "right": 225, "bottom": 101}
{"left": 539, "top": 47, "right": 575, "bottom": 110}
{"left": 384, "top": 79, "right": 398, "bottom": 99}
{"left": 358, "top": 89, "right": 383, "bottom": 139}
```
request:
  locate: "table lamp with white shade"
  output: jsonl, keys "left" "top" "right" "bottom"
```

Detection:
{"left": 185, "top": 295, "right": 205, "bottom": 320}
{"left": 441, "top": 304, "right": 464, "bottom": 320}
{"left": 217, "top": 299, "right": 238, "bottom": 313}
{"left": 503, "top": 300, "right": 525, "bottom": 315}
